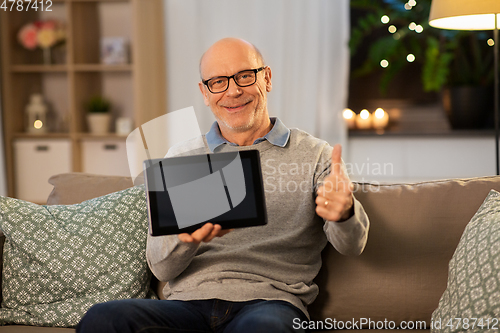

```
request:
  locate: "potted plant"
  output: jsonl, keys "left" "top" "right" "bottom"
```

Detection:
{"left": 437, "top": 32, "right": 494, "bottom": 129}
{"left": 350, "top": 0, "right": 495, "bottom": 128}
{"left": 85, "top": 95, "right": 112, "bottom": 134}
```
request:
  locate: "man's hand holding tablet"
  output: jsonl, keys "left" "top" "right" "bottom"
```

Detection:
{"left": 178, "top": 223, "right": 232, "bottom": 243}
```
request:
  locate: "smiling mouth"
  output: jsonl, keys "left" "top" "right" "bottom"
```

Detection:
{"left": 223, "top": 101, "right": 251, "bottom": 111}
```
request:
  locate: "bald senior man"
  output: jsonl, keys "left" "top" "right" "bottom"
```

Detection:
{"left": 77, "top": 38, "right": 370, "bottom": 333}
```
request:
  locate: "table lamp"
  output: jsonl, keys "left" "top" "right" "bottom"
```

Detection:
{"left": 429, "top": 0, "right": 500, "bottom": 175}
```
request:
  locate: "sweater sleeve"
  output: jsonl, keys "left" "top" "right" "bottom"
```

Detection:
{"left": 314, "top": 144, "right": 370, "bottom": 256}
{"left": 146, "top": 233, "right": 200, "bottom": 282}
{"left": 323, "top": 196, "right": 370, "bottom": 256}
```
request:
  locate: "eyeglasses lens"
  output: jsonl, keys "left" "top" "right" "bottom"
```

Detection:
{"left": 208, "top": 70, "right": 257, "bottom": 93}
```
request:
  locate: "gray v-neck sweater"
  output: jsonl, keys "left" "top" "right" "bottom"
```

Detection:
{"left": 146, "top": 128, "right": 369, "bottom": 318}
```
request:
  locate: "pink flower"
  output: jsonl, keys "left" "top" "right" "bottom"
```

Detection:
{"left": 17, "top": 23, "right": 38, "bottom": 50}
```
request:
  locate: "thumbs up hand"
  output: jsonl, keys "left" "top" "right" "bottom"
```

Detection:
{"left": 315, "top": 144, "right": 354, "bottom": 222}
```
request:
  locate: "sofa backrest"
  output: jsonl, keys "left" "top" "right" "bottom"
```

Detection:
{"left": 1, "top": 173, "right": 499, "bottom": 325}
{"left": 46, "top": 173, "right": 134, "bottom": 205}
{"left": 308, "top": 176, "right": 500, "bottom": 327}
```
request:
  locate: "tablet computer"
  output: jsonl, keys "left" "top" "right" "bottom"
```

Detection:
{"left": 144, "top": 150, "right": 267, "bottom": 236}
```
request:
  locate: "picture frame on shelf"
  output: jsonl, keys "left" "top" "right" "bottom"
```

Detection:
{"left": 100, "top": 37, "right": 129, "bottom": 65}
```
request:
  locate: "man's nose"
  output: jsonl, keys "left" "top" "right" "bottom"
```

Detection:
{"left": 225, "top": 78, "right": 242, "bottom": 96}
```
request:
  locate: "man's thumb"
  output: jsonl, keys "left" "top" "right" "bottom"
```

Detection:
{"left": 331, "top": 144, "right": 342, "bottom": 174}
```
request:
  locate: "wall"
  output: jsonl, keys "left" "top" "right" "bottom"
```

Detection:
{"left": 346, "top": 135, "right": 496, "bottom": 183}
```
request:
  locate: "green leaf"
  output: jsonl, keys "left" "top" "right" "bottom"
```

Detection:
{"left": 422, "top": 37, "right": 453, "bottom": 92}
{"left": 367, "top": 36, "right": 401, "bottom": 64}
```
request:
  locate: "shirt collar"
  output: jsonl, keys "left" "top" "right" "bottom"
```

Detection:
{"left": 206, "top": 117, "right": 290, "bottom": 152}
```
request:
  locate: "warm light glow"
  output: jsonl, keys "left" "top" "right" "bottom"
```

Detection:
{"left": 407, "top": 54, "right": 416, "bottom": 62}
{"left": 360, "top": 109, "right": 370, "bottom": 119}
{"left": 372, "top": 108, "right": 389, "bottom": 129}
{"left": 404, "top": 3, "right": 412, "bottom": 10}
{"left": 388, "top": 25, "right": 397, "bottom": 33}
{"left": 381, "top": 15, "right": 390, "bottom": 24}
{"left": 488, "top": 38, "right": 495, "bottom": 46}
{"left": 393, "top": 33, "right": 401, "bottom": 40}
{"left": 343, "top": 108, "right": 354, "bottom": 119}
{"left": 430, "top": 14, "right": 500, "bottom": 30}
{"left": 380, "top": 59, "right": 389, "bottom": 68}
{"left": 34, "top": 120, "right": 43, "bottom": 129}
{"left": 408, "top": 0, "right": 417, "bottom": 7}
{"left": 343, "top": 109, "right": 356, "bottom": 129}
{"left": 374, "top": 108, "right": 385, "bottom": 118}
{"left": 409, "top": 22, "right": 417, "bottom": 30}
{"left": 415, "top": 25, "right": 424, "bottom": 33}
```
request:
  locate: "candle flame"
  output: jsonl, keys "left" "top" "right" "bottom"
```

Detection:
{"left": 375, "top": 108, "right": 385, "bottom": 119}
{"left": 343, "top": 108, "right": 354, "bottom": 119}
{"left": 360, "top": 109, "right": 370, "bottom": 119}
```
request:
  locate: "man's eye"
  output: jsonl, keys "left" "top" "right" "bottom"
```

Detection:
{"left": 212, "top": 79, "right": 225, "bottom": 86}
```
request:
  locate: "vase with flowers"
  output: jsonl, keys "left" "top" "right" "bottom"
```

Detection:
{"left": 17, "top": 20, "right": 65, "bottom": 65}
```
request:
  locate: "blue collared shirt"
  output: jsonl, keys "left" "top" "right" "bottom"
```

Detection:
{"left": 206, "top": 117, "right": 291, "bottom": 152}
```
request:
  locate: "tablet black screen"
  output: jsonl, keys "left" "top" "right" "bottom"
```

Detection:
{"left": 145, "top": 150, "right": 267, "bottom": 235}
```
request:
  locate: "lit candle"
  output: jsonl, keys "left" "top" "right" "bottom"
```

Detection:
{"left": 356, "top": 109, "right": 372, "bottom": 129}
{"left": 342, "top": 108, "right": 356, "bottom": 129}
{"left": 372, "top": 108, "right": 389, "bottom": 129}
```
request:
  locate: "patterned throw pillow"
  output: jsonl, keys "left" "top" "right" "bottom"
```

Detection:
{"left": 0, "top": 185, "right": 156, "bottom": 327}
{"left": 431, "top": 190, "right": 500, "bottom": 333}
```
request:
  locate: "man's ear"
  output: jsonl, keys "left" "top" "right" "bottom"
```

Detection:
{"left": 264, "top": 66, "right": 272, "bottom": 92}
{"left": 198, "top": 82, "right": 210, "bottom": 106}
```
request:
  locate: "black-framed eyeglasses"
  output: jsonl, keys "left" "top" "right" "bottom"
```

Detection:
{"left": 202, "top": 67, "right": 266, "bottom": 94}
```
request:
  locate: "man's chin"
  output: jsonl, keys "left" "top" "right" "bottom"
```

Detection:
{"left": 225, "top": 122, "right": 253, "bottom": 132}
{"left": 219, "top": 118, "right": 253, "bottom": 132}
{"left": 213, "top": 112, "right": 249, "bottom": 129}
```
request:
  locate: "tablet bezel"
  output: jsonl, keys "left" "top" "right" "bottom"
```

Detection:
{"left": 144, "top": 150, "right": 267, "bottom": 236}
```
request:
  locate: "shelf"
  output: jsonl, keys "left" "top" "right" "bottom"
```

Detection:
{"left": 10, "top": 64, "right": 132, "bottom": 72}
{"left": 348, "top": 128, "right": 497, "bottom": 137}
{"left": 13, "top": 132, "right": 70, "bottom": 139}
{"left": 14, "top": 132, "right": 130, "bottom": 140}
{"left": 73, "top": 64, "right": 132, "bottom": 72}
{"left": 70, "top": 0, "right": 129, "bottom": 2}
{"left": 77, "top": 132, "right": 128, "bottom": 140}
{"left": 32, "top": 0, "right": 128, "bottom": 2}
{"left": 10, "top": 65, "right": 68, "bottom": 73}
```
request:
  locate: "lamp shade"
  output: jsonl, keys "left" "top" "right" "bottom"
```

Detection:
{"left": 429, "top": 0, "right": 500, "bottom": 30}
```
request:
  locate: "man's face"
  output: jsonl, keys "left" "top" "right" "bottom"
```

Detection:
{"left": 198, "top": 43, "right": 272, "bottom": 134}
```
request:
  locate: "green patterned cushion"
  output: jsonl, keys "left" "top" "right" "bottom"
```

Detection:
{"left": 431, "top": 190, "right": 500, "bottom": 332}
{"left": 0, "top": 185, "right": 156, "bottom": 327}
